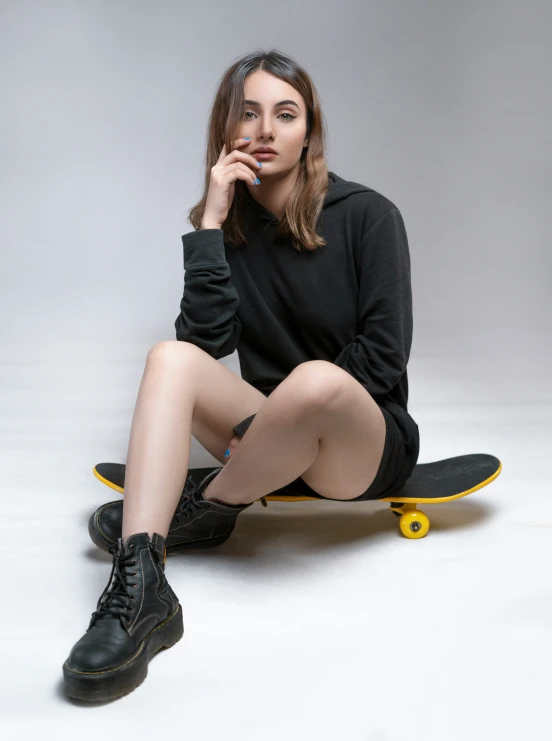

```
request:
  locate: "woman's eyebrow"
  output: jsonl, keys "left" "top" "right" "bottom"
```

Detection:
{"left": 243, "top": 99, "right": 300, "bottom": 110}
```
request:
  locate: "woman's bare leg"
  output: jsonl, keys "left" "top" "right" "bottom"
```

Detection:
{"left": 204, "top": 361, "right": 386, "bottom": 504}
{"left": 121, "top": 341, "right": 266, "bottom": 542}
{"left": 203, "top": 378, "right": 324, "bottom": 507}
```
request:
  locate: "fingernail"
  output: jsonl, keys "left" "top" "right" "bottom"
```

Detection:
{"left": 225, "top": 449, "right": 230, "bottom": 458}
{"left": 244, "top": 137, "right": 251, "bottom": 140}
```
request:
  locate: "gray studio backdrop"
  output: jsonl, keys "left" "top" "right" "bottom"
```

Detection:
{"left": 1, "top": 0, "right": 550, "bottom": 467}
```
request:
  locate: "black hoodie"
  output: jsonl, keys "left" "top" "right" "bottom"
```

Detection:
{"left": 175, "top": 171, "right": 420, "bottom": 478}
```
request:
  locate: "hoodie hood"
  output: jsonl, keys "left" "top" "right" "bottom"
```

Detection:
{"left": 242, "top": 171, "right": 374, "bottom": 224}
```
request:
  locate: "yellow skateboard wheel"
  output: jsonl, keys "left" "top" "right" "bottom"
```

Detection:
{"left": 399, "top": 509, "right": 430, "bottom": 539}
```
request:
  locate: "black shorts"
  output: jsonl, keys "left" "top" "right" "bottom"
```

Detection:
{"left": 232, "top": 405, "right": 413, "bottom": 502}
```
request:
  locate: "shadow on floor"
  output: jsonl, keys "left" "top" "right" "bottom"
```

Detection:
{"left": 83, "top": 498, "right": 495, "bottom": 574}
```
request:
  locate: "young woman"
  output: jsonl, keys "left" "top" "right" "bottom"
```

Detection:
{"left": 63, "top": 49, "right": 420, "bottom": 702}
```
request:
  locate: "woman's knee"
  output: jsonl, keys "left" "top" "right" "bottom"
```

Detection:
{"left": 278, "top": 361, "right": 347, "bottom": 415}
{"left": 146, "top": 339, "right": 206, "bottom": 367}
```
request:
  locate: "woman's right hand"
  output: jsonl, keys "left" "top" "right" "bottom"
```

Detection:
{"left": 201, "top": 138, "right": 263, "bottom": 229}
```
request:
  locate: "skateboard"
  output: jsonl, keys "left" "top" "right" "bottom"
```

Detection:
{"left": 92, "top": 453, "right": 502, "bottom": 539}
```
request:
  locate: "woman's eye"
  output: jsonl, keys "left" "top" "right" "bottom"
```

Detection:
{"left": 244, "top": 111, "right": 296, "bottom": 121}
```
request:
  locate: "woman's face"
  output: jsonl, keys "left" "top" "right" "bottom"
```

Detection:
{"left": 239, "top": 69, "right": 309, "bottom": 178}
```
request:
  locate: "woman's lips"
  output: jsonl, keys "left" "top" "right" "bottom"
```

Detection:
{"left": 254, "top": 152, "right": 277, "bottom": 160}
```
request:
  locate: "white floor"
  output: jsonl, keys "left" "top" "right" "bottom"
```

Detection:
{"left": 2, "top": 351, "right": 551, "bottom": 741}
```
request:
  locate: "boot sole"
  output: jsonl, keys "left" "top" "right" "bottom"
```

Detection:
{"left": 88, "top": 510, "right": 234, "bottom": 554}
{"left": 63, "top": 604, "right": 184, "bottom": 702}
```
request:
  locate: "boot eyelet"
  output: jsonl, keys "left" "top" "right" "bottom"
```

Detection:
{"left": 130, "top": 595, "right": 135, "bottom": 600}
{"left": 130, "top": 544, "right": 135, "bottom": 549}
{"left": 132, "top": 582, "right": 138, "bottom": 587}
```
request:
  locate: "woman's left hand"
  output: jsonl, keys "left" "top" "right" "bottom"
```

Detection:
{"left": 225, "top": 433, "right": 242, "bottom": 462}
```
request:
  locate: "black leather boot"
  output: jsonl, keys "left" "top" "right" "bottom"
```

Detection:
{"left": 88, "top": 468, "right": 253, "bottom": 554}
{"left": 63, "top": 532, "right": 183, "bottom": 702}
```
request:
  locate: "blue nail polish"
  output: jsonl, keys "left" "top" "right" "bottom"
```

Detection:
{"left": 225, "top": 449, "right": 230, "bottom": 458}
{"left": 244, "top": 137, "right": 251, "bottom": 140}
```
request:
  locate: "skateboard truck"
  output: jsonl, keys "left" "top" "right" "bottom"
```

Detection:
{"left": 389, "top": 502, "right": 430, "bottom": 539}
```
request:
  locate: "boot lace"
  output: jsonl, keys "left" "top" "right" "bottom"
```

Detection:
{"left": 173, "top": 473, "right": 204, "bottom": 524}
{"left": 89, "top": 544, "right": 139, "bottom": 629}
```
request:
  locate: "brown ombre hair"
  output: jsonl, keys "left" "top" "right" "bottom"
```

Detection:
{"left": 188, "top": 49, "right": 329, "bottom": 253}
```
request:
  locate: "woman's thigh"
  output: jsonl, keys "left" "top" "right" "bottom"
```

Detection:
{"left": 271, "top": 406, "right": 408, "bottom": 502}
{"left": 283, "top": 361, "right": 387, "bottom": 500}
{"left": 218, "top": 360, "right": 389, "bottom": 501}
{"left": 148, "top": 340, "right": 267, "bottom": 465}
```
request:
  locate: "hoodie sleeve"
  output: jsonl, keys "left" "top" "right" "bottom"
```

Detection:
{"left": 174, "top": 228, "right": 242, "bottom": 359}
{"left": 332, "top": 208, "right": 413, "bottom": 399}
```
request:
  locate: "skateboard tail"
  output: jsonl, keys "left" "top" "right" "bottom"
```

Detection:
{"left": 383, "top": 459, "right": 502, "bottom": 504}
{"left": 93, "top": 466, "right": 124, "bottom": 495}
